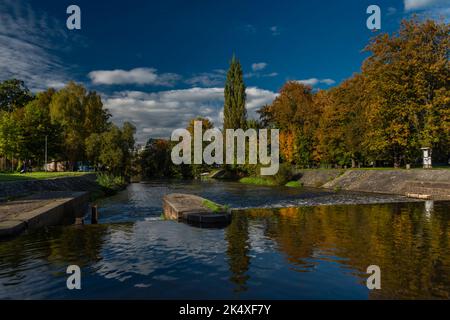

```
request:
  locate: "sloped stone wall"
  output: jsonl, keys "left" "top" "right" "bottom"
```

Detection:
{"left": 0, "top": 174, "right": 99, "bottom": 201}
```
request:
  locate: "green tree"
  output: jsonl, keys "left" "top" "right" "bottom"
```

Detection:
{"left": 21, "top": 89, "right": 62, "bottom": 164}
{"left": 0, "top": 79, "right": 33, "bottom": 112}
{"left": 0, "top": 111, "right": 23, "bottom": 169}
{"left": 186, "top": 116, "right": 214, "bottom": 178}
{"left": 85, "top": 122, "right": 136, "bottom": 176}
{"left": 50, "top": 82, "right": 110, "bottom": 168}
{"left": 223, "top": 55, "right": 247, "bottom": 130}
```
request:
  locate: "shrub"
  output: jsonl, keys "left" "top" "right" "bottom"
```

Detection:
{"left": 96, "top": 173, "right": 127, "bottom": 193}
{"left": 272, "top": 163, "right": 293, "bottom": 186}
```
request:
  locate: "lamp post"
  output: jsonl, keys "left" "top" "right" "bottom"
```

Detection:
{"left": 44, "top": 135, "right": 48, "bottom": 172}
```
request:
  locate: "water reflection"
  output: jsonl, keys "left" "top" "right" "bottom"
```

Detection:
{"left": 226, "top": 214, "right": 250, "bottom": 292}
{"left": 0, "top": 186, "right": 449, "bottom": 299}
{"left": 238, "top": 202, "right": 450, "bottom": 299}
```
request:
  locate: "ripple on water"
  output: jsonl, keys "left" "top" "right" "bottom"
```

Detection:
{"left": 0, "top": 181, "right": 448, "bottom": 299}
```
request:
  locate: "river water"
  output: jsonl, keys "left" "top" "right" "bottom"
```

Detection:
{"left": 0, "top": 180, "right": 449, "bottom": 299}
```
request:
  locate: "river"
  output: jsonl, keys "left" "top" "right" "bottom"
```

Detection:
{"left": 0, "top": 180, "right": 449, "bottom": 299}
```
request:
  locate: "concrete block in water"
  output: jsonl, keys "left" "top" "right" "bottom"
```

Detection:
{"left": 163, "top": 193, "right": 231, "bottom": 224}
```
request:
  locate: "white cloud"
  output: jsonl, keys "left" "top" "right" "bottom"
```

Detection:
{"left": 403, "top": 0, "right": 450, "bottom": 22}
{"left": 0, "top": 0, "right": 73, "bottom": 91}
{"left": 296, "top": 78, "right": 336, "bottom": 86}
{"left": 270, "top": 26, "right": 280, "bottom": 36}
{"left": 404, "top": 0, "right": 448, "bottom": 10}
{"left": 103, "top": 87, "right": 277, "bottom": 144}
{"left": 245, "top": 63, "right": 277, "bottom": 79}
{"left": 88, "top": 67, "right": 181, "bottom": 86}
{"left": 185, "top": 69, "right": 226, "bottom": 87}
{"left": 251, "top": 62, "right": 267, "bottom": 71}
{"left": 387, "top": 7, "right": 397, "bottom": 15}
{"left": 243, "top": 24, "right": 257, "bottom": 33}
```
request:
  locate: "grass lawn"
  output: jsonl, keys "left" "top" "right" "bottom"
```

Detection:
{"left": 285, "top": 181, "right": 303, "bottom": 188}
{"left": 0, "top": 172, "right": 89, "bottom": 182}
{"left": 239, "top": 176, "right": 277, "bottom": 186}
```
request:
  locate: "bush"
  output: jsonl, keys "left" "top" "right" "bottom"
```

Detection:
{"left": 272, "top": 163, "right": 293, "bottom": 186}
{"left": 96, "top": 173, "right": 127, "bottom": 193}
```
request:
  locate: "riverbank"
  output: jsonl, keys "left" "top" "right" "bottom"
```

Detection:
{"left": 0, "top": 173, "right": 99, "bottom": 201}
{"left": 296, "top": 169, "right": 450, "bottom": 200}
{"left": 0, "top": 173, "right": 128, "bottom": 202}
{"left": 0, "top": 192, "right": 89, "bottom": 238}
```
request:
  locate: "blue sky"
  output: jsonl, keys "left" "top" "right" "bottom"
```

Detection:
{"left": 0, "top": 0, "right": 448, "bottom": 144}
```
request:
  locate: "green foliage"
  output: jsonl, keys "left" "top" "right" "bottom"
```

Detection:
{"left": 139, "top": 138, "right": 184, "bottom": 179}
{"left": 96, "top": 173, "right": 127, "bottom": 191}
{"left": 86, "top": 122, "right": 136, "bottom": 176}
{"left": 239, "top": 176, "right": 277, "bottom": 186}
{"left": 49, "top": 82, "right": 111, "bottom": 167}
{"left": 0, "top": 79, "right": 33, "bottom": 112}
{"left": 202, "top": 199, "right": 226, "bottom": 213}
{"left": 285, "top": 181, "right": 303, "bottom": 188}
{"left": 0, "top": 172, "right": 87, "bottom": 181}
{"left": 272, "top": 163, "right": 293, "bottom": 185}
{"left": 0, "top": 80, "right": 134, "bottom": 176}
{"left": 224, "top": 55, "right": 247, "bottom": 130}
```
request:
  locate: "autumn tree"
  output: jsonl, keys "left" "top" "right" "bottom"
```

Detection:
{"left": 316, "top": 75, "right": 369, "bottom": 167}
{"left": 259, "top": 81, "right": 319, "bottom": 167}
{"left": 362, "top": 18, "right": 450, "bottom": 167}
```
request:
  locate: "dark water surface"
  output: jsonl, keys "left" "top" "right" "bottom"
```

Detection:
{"left": 0, "top": 181, "right": 449, "bottom": 299}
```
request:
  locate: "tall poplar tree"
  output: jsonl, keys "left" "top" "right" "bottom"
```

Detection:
{"left": 223, "top": 55, "right": 247, "bottom": 130}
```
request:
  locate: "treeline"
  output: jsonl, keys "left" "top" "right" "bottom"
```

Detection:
{"left": 140, "top": 18, "right": 449, "bottom": 180}
{"left": 139, "top": 117, "right": 214, "bottom": 179}
{"left": 0, "top": 81, "right": 136, "bottom": 175}
{"left": 260, "top": 18, "right": 449, "bottom": 168}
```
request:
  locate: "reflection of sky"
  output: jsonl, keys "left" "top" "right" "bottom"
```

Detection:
{"left": 94, "top": 221, "right": 228, "bottom": 283}
{"left": 95, "top": 180, "right": 418, "bottom": 224}
{"left": 1, "top": 196, "right": 448, "bottom": 299}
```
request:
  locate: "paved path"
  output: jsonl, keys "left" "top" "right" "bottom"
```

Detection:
{"left": 0, "top": 192, "right": 89, "bottom": 238}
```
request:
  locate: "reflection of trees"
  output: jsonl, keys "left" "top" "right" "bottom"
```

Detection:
{"left": 46, "top": 225, "right": 109, "bottom": 267}
{"left": 245, "top": 203, "right": 450, "bottom": 299}
{"left": 225, "top": 213, "right": 250, "bottom": 292}
{"left": 0, "top": 225, "right": 109, "bottom": 280}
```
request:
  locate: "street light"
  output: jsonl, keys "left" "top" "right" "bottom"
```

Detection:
{"left": 45, "top": 135, "right": 48, "bottom": 172}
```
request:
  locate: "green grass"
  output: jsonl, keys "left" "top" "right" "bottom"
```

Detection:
{"left": 0, "top": 171, "right": 89, "bottom": 182}
{"left": 285, "top": 180, "right": 303, "bottom": 188}
{"left": 202, "top": 199, "right": 227, "bottom": 213}
{"left": 239, "top": 176, "right": 277, "bottom": 186}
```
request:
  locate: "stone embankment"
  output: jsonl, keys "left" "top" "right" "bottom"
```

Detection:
{"left": 0, "top": 174, "right": 98, "bottom": 201}
{"left": 0, "top": 191, "right": 89, "bottom": 238}
{"left": 297, "top": 169, "right": 450, "bottom": 200}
